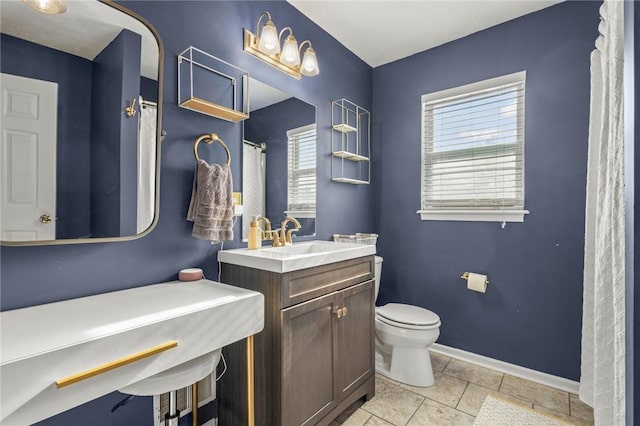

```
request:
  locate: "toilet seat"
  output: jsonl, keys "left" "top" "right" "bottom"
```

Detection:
{"left": 376, "top": 303, "right": 441, "bottom": 330}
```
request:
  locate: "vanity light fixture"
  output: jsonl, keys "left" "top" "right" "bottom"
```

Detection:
{"left": 22, "top": 0, "right": 66, "bottom": 14}
{"left": 244, "top": 12, "right": 319, "bottom": 80}
{"left": 256, "top": 12, "right": 280, "bottom": 55}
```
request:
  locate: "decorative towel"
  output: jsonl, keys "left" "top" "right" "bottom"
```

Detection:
{"left": 187, "top": 159, "right": 234, "bottom": 242}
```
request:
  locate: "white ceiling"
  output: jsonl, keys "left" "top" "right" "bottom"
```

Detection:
{"left": 287, "top": 0, "right": 563, "bottom": 67}
{"left": 0, "top": 0, "right": 159, "bottom": 80}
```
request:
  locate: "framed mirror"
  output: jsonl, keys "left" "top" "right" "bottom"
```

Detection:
{"left": 242, "top": 78, "right": 316, "bottom": 241}
{"left": 0, "top": 0, "right": 162, "bottom": 246}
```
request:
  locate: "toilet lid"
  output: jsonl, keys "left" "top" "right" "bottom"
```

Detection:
{"left": 377, "top": 303, "right": 440, "bottom": 326}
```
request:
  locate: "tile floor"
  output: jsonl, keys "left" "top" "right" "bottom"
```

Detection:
{"left": 337, "top": 352, "right": 594, "bottom": 426}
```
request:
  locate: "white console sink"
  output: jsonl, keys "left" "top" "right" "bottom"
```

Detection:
{"left": 218, "top": 241, "right": 375, "bottom": 273}
{"left": 0, "top": 280, "right": 264, "bottom": 426}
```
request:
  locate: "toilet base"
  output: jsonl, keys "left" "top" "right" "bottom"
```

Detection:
{"left": 375, "top": 341, "right": 435, "bottom": 387}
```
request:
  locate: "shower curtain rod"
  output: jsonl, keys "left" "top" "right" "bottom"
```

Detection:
{"left": 138, "top": 96, "right": 157, "bottom": 107}
{"left": 243, "top": 140, "right": 266, "bottom": 152}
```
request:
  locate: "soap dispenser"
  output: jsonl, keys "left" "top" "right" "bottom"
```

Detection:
{"left": 248, "top": 216, "right": 262, "bottom": 249}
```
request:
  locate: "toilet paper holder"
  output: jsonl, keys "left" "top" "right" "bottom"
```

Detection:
{"left": 461, "top": 272, "right": 489, "bottom": 285}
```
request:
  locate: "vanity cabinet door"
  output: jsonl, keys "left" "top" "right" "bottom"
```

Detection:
{"left": 336, "top": 280, "right": 375, "bottom": 399}
{"left": 281, "top": 291, "right": 339, "bottom": 426}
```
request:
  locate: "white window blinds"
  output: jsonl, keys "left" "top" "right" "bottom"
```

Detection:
{"left": 420, "top": 71, "right": 528, "bottom": 222}
{"left": 287, "top": 124, "right": 316, "bottom": 218}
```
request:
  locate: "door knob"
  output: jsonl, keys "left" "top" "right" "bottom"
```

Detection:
{"left": 39, "top": 214, "right": 52, "bottom": 224}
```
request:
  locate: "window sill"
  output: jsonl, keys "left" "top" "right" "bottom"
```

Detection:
{"left": 417, "top": 209, "right": 529, "bottom": 223}
{"left": 284, "top": 210, "right": 316, "bottom": 219}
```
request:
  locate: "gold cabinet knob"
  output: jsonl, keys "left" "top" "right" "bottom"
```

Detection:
{"left": 334, "top": 307, "right": 343, "bottom": 319}
{"left": 39, "top": 214, "right": 52, "bottom": 224}
{"left": 341, "top": 307, "right": 348, "bottom": 317}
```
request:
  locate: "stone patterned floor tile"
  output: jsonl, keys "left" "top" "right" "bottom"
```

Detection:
{"left": 456, "top": 382, "right": 533, "bottom": 417}
{"left": 341, "top": 409, "right": 373, "bottom": 426}
{"left": 429, "top": 351, "right": 451, "bottom": 373}
{"left": 407, "top": 398, "right": 475, "bottom": 426}
{"left": 401, "top": 372, "right": 468, "bottom": 408}
{"left": 569, "top": 393, "right": 594, "bottom": 423}
{"left": 533, "top": 404, "right": 593, "bottom": 426}
{"left": 500, "top": 375, "right": 570, "bottom": 415}
{"left": 376, "top": 372, "right": 401, "bottom": 386}
{"left": 362, "top": 376, "right": 424, "bottom": 425}
{"left": 443, "top": 358, "right": 503, "bottom": 390}
{"left": 364, "top": 415, "right": 395, "bottom": 425}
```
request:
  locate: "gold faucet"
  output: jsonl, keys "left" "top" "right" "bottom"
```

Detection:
{"left": 280, "top": 217, "right": 301, "bottom": 246}
{"left": 256, "top": 216, "right": 284, "bottom": 247}
{"left": 255, "top": 215, "right": 271, "bottom": 237}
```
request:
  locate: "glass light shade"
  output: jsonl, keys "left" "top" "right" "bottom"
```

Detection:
{"left": 257, "top": 20, "right": 280, "bottom": 55}
{"left": 280, "top": 35, "right": 300, "bottom": 67}
{"left": 22, "top": 0, "right": 66, "bottom": 14}
{"left": 300, "top": 47, "right": 319, "bottom": 76}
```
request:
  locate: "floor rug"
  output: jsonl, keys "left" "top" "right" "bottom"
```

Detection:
{"left": 473, "top": 395, "right": 576, "bottom": 426}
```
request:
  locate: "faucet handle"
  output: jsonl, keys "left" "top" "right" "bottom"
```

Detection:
{"left": 286, "top": 228, "right": 299, "bottom": 245}
{"left": 271, "top": 231, "right": 283, "bottom": 247}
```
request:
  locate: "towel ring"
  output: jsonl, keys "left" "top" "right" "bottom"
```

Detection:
{"left": 193, "top": 133, "right": 231, "bottom": 165}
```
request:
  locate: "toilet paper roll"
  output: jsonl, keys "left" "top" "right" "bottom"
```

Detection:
{"left": 179, "top": 268, "right": 203, "bottom": 281}
{"left": 467, "top": 273, "right": 488, "bottom": 293}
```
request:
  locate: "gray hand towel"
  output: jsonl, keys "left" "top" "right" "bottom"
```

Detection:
{"left": 187, "top": 159, "right": 234, "bottom": 242}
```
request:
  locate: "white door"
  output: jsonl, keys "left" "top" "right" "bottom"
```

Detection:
{"left": 1, "top": 73, "right": 57, "bottom": 241}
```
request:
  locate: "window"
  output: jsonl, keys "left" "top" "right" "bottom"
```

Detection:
{"left": 287, "top": 124, "right": 316, "bottom": 218}
{"left": 419, "top": 71, "right": 529, "bottom": 222}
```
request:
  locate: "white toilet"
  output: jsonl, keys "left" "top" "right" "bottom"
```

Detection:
{"left": 374, "top": 256, "right": 441, "bottom": 387}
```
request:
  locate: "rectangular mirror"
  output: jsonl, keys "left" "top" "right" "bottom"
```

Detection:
{"left": 242, "top": 78, "right": 316, "bottom": 240}
{"left": 0, "top": 0, "right": 162, "bottom": 245}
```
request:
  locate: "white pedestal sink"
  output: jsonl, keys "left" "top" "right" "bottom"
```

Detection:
{"left": 0, "top": 280, "right": 264, "bottom": 426}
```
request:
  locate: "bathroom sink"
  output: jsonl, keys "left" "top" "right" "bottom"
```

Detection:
{"left": 218, "top": 241, "right": 376, "bottom": 273}
{"left": 119, "top": 349, "right": 221, "bottom": 396}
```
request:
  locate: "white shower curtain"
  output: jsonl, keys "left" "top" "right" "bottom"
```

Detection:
{"left": 580, "top": 1, "right": 625, "bottom": 425}
{"left": 137, "top": 100, "right": 157, "bottom": 233}
{"left": 242, "top": 142, "right": 266, "bottom": 239}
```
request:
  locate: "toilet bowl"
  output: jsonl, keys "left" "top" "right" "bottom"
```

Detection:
{"left": 374, "top": 256, "right": 441, "bottom": 387}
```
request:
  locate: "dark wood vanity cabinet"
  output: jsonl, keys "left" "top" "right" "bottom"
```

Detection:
{"left": 218, "top": 256, "right": 376, "bottom": 426}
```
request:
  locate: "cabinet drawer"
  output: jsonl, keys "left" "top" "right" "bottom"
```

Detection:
{"left": 282, "top": 256, "right": 373, "bottom": 308}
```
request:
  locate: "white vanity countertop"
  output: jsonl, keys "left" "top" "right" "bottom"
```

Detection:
{"left": 218, "top": 240, "right": 376, "bottom": 273}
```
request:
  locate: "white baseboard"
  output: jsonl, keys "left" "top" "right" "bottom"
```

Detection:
{"left": 430, "top": 343, "right": 580, "bottom": 394}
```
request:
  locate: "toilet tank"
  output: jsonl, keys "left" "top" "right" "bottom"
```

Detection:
{"left": 374, "top": 256, "right": 383, "bottom": 301}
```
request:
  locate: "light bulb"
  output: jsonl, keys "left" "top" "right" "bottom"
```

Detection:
{"left": 22, "top": 0, "right": 66, "bottom": 14}
{"left": 257, "top": 20, "right": 280, "bottom": 55}
{"left": 280, "top": 35, "right": 300, "bottom": 67}
{"left": 300, "top": 47, "right": 319, "bottom": 76}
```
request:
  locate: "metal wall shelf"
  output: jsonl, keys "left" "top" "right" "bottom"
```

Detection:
{"left": 331, "top": 99, "right": 370, "bottom": 184}
{"left": 178, "top": 46, "right": 249, "bottom": 122}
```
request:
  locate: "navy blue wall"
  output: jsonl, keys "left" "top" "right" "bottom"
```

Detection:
{"left": 90, "top": 29, "right": 141, "bottom": 237}
{"left": 2, "top": 1, "right": 373, "bottom": 424}
{"left": 0, "top": 34, "right": 92, "bottom": 239}
{"left": 140, "top": 76, "right": 158, "bottom": 103}
{"left": 372, "top": 1, "right": 600, "bottom": 381}
{"left": 244, "top": 97, "right": 316, "bottom": 233}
